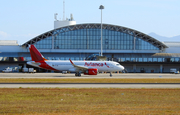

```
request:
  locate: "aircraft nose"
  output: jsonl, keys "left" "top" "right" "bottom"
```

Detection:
{"left": 120, "top": 65, "right": 124, "bottom": 70}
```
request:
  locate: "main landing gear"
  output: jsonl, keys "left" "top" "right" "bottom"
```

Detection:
{"left": 75, "top": 72, "right": 81, "bottom": 77}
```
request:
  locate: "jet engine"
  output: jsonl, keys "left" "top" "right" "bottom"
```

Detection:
{"left": 84, "top": 68, "right": 98, "bottom": 75}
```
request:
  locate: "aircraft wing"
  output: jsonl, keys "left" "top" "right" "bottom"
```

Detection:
{"left": 69, "top": 59, "right": 88, "bottom": 71}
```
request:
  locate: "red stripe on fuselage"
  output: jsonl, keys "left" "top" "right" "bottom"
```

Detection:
{"left": 39, "top": 61, "right": 58, "bottom": 71}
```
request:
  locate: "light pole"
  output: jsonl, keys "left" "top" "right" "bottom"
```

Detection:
{"left": 99, "top": 5, "right": 104, "bottom": 56}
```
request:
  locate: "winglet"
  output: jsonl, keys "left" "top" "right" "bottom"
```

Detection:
{"left": 69, "top": 59, "right": 75, "bottom": 66}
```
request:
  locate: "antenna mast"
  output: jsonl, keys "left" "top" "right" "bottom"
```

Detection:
{"left": 63, "top": 0, "right": 65, "bottom": 20}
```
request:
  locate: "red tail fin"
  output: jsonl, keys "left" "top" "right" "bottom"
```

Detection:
{"left": 29, "top": 45, "right": 47, "bottom": 62}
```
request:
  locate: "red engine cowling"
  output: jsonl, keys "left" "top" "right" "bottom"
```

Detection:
{"left": 84, "top": 68, "right": 98, "bottom": 75}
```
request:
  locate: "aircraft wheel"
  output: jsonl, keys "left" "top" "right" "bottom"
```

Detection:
{"left": 78, "top": 73, "right": 81, "bottom": 77}
{"left": 110, "top": 72, "right": 112, "bottom": 77}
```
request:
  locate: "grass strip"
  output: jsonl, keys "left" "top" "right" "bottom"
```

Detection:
{"left": 0, "top": 88, "right": 180, "bottom": 115}
{"left": 0, "top": 78, "right": 180, "bottom": 83}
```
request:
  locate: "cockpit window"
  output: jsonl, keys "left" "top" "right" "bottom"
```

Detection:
{"left": 116, "top": 64, "right": 120, "bottom": 66}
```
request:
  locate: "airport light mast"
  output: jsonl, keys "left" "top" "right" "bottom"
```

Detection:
{"left": 99, "top": 5, "right": 104, "bottom": 56}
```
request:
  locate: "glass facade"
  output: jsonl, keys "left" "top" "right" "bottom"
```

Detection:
{"left": 35, "top": 28, "right": 159, "bottom": 50}
{"left": 35, "top": 37, "right": 52, "bottom": 49}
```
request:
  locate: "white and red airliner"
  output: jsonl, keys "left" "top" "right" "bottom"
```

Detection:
{"left": 27, "top": 45, "right": 124, "bottom": 76}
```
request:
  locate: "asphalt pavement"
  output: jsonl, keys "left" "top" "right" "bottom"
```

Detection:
{"left": 0, "top": 73, "right": 179, "bottom": 78}
{"left": 0, "top": 73, "right": 180, "bottom": 88}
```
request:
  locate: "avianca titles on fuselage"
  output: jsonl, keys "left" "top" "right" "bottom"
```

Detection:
{"left": 27, "top": 45, "right": 124, "bottom": 76}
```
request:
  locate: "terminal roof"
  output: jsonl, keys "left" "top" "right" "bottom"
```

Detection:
{"left": 22, "top": 23, "right": 168, "bottom": 49}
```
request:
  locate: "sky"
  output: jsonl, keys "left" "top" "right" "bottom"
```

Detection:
{"left": 0, "top": 0, "right": 180, "bottom": 45}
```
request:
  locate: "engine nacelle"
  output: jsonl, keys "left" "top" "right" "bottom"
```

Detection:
{"left": 84, "top": 68, "right": 98, "bottom": 75}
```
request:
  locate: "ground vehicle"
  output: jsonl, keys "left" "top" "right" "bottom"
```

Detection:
{"left": 28, "top": 68, "right": 36, "bottom": 73}
{"left": 2, "top": 67, "right": 12, "bottom": 73}
{"left": 22, "top": 68, "right": 36, "bottom": 73}
{"left": 170, "top": 68, "right": 179, "bottom": 74}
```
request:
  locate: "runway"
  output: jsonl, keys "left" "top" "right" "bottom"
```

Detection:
{"left": 0, "top": 73, "right": 180, "bottom": 78}
{"left": 0, "top": 73, "right": 180, "bottom": 88}
{"left": 0, "top": 83, "right": 180, "bottom": 88}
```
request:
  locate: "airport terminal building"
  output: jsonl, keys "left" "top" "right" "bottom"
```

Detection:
{"left": 1, "top": 17, "right": 180, "bottom": 73}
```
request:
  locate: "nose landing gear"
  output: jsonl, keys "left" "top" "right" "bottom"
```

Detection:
{"left": 110, "top": 72, "right": 112, "bottom": 77}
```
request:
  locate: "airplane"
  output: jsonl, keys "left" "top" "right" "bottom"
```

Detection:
{"left": 27, "top": 45, "right": 124, "bottom": 76}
